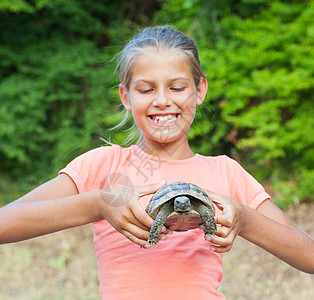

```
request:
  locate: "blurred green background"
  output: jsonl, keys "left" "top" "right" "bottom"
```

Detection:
{"left": 0, "top": 0, "right": 313, "bottom": 209}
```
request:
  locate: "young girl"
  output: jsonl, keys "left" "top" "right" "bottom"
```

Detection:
{"left": 0, "top": 25, "right": 313, "bottom": 299}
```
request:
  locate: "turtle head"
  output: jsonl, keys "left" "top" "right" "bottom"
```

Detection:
{"left": 174, "top": 196, "right": 191, "bottom": 213}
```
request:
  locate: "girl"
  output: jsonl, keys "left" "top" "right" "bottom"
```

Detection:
{"left": 0, "top": 25, "right": 313, "bottom": 299}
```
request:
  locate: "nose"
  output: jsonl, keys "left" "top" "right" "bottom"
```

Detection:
{"left": 174, "top": 196, "right": 191, "bottom": 212}
{"left": 153, "top": 90, "right": 170, "bottom": 108}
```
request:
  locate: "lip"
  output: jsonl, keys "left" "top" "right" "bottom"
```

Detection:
{"left": 147, "top": 113, "right": 181, "bottom": 127}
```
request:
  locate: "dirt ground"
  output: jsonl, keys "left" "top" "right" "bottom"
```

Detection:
{"left": 0, "top": 203, "right": 313, "bottom": 300}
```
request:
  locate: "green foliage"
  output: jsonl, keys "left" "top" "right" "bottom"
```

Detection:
{"left": 0, "top": 1, "right": 131, "bottom": 187}
{"left": 0, "top": 0, "right": 313, "bottom": 207}
{"left": 156, "top": 0, "right": 314, "bottom": 205}
{"left": 0, "top": 0, "right": 52, "bottom": 13}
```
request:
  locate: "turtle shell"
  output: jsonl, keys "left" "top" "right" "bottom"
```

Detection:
{"left": 146, "top": 182, "right": 215, "bottom": 219}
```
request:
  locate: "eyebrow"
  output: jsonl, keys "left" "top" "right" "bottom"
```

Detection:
{"left": 133, "top": 77, "right": 190, "bottom": 85}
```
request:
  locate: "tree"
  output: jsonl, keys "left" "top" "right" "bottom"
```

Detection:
{"left": 155, "top": 0, "right": 314, "bottom": 207}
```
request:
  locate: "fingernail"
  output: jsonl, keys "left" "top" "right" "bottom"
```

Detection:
{"left": 144, "top": 244, "right": 151, "bottom": 249}
{"left": 158, "top": 180, "right": 166, "bottom": 185}
{"left": 168, "top": 230, "right": 173, "bottom": 235}
{"left": 210, "top": 246, "right": 215, "bottom": 251}
{"left": 205, "top": 235, "right": 211, "bottom": 241}
{"left": 161, "top": 227, "right": 166, "bottom": 233}
{"left": 160, "top": 236, "right": 167, "bottom": 240}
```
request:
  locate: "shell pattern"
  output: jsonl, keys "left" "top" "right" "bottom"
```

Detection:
{"left": 146, "top": 182, "right": 215, "bottom": 219}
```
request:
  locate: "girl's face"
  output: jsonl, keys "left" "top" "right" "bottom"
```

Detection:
{"left": 120, "top": 49, "right": 207, "bottom": 149}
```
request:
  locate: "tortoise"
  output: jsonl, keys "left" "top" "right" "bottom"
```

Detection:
{"left": 146, "top": 182, "right": 217, "bottom": 246}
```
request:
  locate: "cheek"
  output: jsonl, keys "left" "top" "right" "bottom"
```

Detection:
{"left": 131, "top": 100, "right": 146, "bottom": 114}
{"left": 173, "top": 89, "right": 196, "bottom": 106}
{"left": 130, "top": 101, "right": 149, "bottom": 126}
{"left": 180, "top": 93, "right": 197, "bottom": 117}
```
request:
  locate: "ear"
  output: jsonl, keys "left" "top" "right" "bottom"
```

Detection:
{"left": 119, "top": 84, "right": 132, "bottom": 111}
{"left": 195, "top": 77, "right": 208, "bottom": 106}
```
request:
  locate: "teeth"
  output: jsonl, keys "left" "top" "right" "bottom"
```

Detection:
{"left": 151, "top": 115, "right": 177, "bottom": 123}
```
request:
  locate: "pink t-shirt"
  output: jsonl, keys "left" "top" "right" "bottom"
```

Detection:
{"left": 59, "top": 145, "right": 270, "bottom": 300}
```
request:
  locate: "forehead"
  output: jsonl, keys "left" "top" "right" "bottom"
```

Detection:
{"left": 130, "top": 48, "right": 193, "bottom": 83}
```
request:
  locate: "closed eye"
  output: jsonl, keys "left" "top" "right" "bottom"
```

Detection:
{"left": 171, "top": 87, "right": 185, "bottom": 92}
{"left": 139, "top": 88, "right": 153, "bottom": 94}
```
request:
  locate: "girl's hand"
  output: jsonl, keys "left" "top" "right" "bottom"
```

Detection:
{"left": 202, "top": 191, "right": 314, "bottom": 273}
{"left": 203, "top": 190, "right": 247, "bottom": 253}
{"left": 98, "top": 180, "right": 168, "bottom": 248}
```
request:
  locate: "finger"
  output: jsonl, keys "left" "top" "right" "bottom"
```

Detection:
{"left": 126, "top": 198, "right": 171, "bottom": 240}
{"left": 211, "top": 199, "right": 224, "bottom": 211}
{"left": 215, "top": 215, "right": 233, "bottom": 227}
{"left": 206, "top": 234, "right": 234, "bottom": 248}
{"left": 135, "top": 180, "right": 167, "bottom": 197}
{"left": 129, "top": 209, "right": 169, "bottom": 240}
{"left": 121, "top": 225, "right": 169, "bottom": 249}
{"left": 128, "top": 214, "right": 151, "bottom": 231}
{"left": 165, "top": 229, "right": 173, "bottom": 235}
{"left": 129, "top": 198, "right": 156, "bottom": 228}
{"left": 212, "top": 225, "right": 230, "bottom": 238}
{"left": 121, "top": 228, "right": 150, "bottom": 248}
{"left": 159, "top": 233, "right": 168, "bottom": 241}
{"left": 108, "top": 200, "right": 151, "bottom": 233}
{"left": 122, "top": 221, "right": 151, "bottom": 238}
{"left": 209, "top": 244, "right": 233, "bottom": 253}
{"left": 204, "top": 190, "right": 229, "bottom": 209}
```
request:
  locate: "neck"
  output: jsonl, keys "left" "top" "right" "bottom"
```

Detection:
{"left": 138, "top": 137, "right": 195, "bottom": 160}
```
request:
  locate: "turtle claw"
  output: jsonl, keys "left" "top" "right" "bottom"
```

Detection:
{"left": 148, "top": 239, "right": 159, "bottom": 247}
{"left": 203, "top": 224, "right": 216, "bottom": 237}
{"left": 205, "top": 229, "right": 214, "bottom": 236}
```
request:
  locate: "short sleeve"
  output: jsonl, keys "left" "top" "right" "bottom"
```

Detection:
{"left": 58, "top": 146, "right": 116, "bottom": 193}
{"left": 225, "top": 157, "right": 270, "bottom": 209}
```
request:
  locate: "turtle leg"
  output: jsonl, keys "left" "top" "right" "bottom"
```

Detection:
{"left": 148, "top": 209, "right": 170, "bottom": 247}
{"left": 197, "top": 204, "right": 217, "bottom": 236}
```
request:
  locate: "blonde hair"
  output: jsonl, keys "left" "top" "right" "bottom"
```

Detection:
{"left": 117, "top": 25, "right": 205, "bottom": 90}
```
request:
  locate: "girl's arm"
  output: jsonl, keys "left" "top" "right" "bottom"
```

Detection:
{"left": 0, "top": 174, "right": 101, "bottom": 243}
{"left": 0, "top": 174, "right": 166, "bottom": 247}
{"left": 205, "top": 191, "right": 314, "bottom": 274}
{"left": 241, "top": 200, "right": 314, "bottom": 273}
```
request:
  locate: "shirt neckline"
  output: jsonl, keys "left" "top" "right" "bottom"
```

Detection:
{"left": 130, "top": 145, "right": 200, "bottom": 165}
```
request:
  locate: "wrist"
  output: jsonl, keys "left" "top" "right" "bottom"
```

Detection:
{"left": 89, "top": 189, "right": 105, "bottom": 221}
{"left": 238, "top": 203, "right": 249, "bottom": 236}
{"left": 78, "top": 189, "right": 104, "bottom": 223}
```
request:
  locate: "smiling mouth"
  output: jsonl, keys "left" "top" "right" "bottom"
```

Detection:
{"left": 149, "top": 114, "right": 179, "bottom": 125}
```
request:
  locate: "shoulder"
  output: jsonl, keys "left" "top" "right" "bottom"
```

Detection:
{"left": 198, "top": 154, "right": 258, "bottom": 183}
{"left": 59, "top": 145, "right": 133, "bottom": 192}
{"left": 61, "top": 144, "right": 139, "bottom": 175}
{"left": 81, "top": 144, "right": 121, "bottom": 157}
{"left": 68, "top": 144, "right": 126, "bottom": 166}
{"left": 196, "top": 154, "right": 240, "bottom": 171}
{"left": 195, "top": 154, "right": 270, "bottom": 207}
{"left": 197, "top": 153, "right": 233, "bottom": 162}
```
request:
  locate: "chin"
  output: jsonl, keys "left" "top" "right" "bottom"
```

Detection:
{"left": 149, "top": 132, "right": 187, "bottom": 145}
